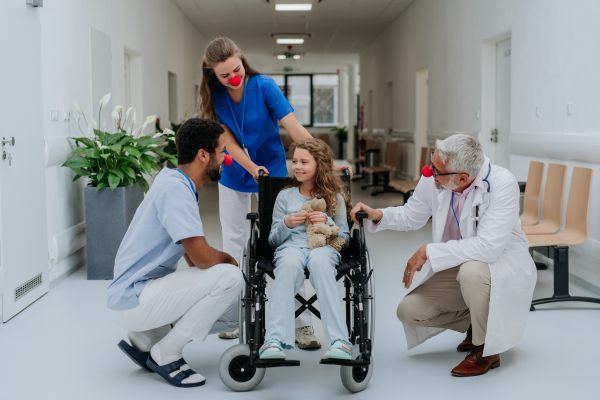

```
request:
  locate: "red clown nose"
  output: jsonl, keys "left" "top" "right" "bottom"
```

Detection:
{"left": 422, "top": 165, "right": 433, "bottom": 178}
{"left": 223, "top": 154, "right": 233, "bottom": 166}
{"left": 229, "top": 75, "right": 242, "bottom": 87}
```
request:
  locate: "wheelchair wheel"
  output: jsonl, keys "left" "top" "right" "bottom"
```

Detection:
{"left": 218, "top": 344, "right": 265, "bottom": 391}
{"left": 340, "top": 346, "right": 373, "bottom": 393}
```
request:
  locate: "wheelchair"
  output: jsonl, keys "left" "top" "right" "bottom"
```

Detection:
{"left": 218, "top": 170, "right": 375, "bottom": 393}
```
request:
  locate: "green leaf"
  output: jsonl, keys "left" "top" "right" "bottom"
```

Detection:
{"left": 109, "top": 144, "right": 122, "bottom": 153}
{"left": 72, "top": 137, "right": 95, "bottom": 148}
{"left": 63, "top": 157, "right": 91, "bottom": 169}
{"left": 96, "top": 181, "right": 108, "bottom": 191}
{"left": 118, "top": 155, "right": 139, "bottom": 165}
{"left": 140, "top": 158, "right": 152, "bottom": 174}
{"left": 97, "top": 169, "right": 106, "bottom": 181}
{"left": 168, "top": 157, "right": 178, "bottom": 167}
{"left": 94, "top": 129, "right": 106, "bottom": 142}
{"left": 108, "top": 174, "right": 120, "bottom": 190}
{"left": 100, "top": 153, "right": 111, "bottom": 159}
{"left": 106, "top": 133, "right": 125, "bottom": 146}
{"left": 108, "top": 168, "right": 124, "bottom": 181}
{"left": 119, "top": 136, "right": 134, "bottom": 146}
{"left": 137, "top": 176, "right": 149, "bottom": 193}
{"left": 72, "top": 174, "right": 82, "bottom": 182}
{"left": 72, "top": 147, "right": 99, "bottom": 158}
{"left": 123, "top": 145, "right": 141, "bottom": 157}
{"left": 141, "top": 154, "right": 160, "bottom": 164}
{"left": 122, "top": 165, "right": 136, "bottom": 179}
{"left": 70, "top": 167, "right": 91, "bottom": 176}
{"left": 137, "top": 137, "right": 163, "bottom": 147}
{"left": 122, "top": 174, "right": 133, "bottom": 186}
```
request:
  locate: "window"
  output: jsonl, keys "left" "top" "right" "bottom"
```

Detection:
{"left": 266, "top": 73, "right": 339, "bottom": 127}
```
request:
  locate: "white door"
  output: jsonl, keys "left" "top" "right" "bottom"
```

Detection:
{"left": 494, "top": 38, "right": 511, "bottom": 169}
{"left": 0, "top": 2, "right": 49, "bottom": 322}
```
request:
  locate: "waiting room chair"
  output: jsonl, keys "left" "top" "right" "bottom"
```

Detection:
{"left": 361, "top": 141, "right": 402, "bottom": 196}
{"left": 519, "top": 161, "right": 545, "bottom": 226}
{"left": 527, "top": 167, "right": 599, "bottom": 310}
{"left": 522, "top": 163, "right": 567, "bottom": 235}
{"left": 388, "top": 146, "right": 434, "bottom": 203}
{"left": 347, "top": 139, "right": 378, "bottom": 181}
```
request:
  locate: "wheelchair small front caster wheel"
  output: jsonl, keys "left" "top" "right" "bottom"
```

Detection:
{"left": 340, "top": 347, "right": 373, "bottom": 393}
{"left": 219, "top": 344, "right": 265, "bottom": 391}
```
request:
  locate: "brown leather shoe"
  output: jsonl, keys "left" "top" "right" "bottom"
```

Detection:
{"left": 456, "top": 325, "right": 474, "bottom": 352}
{"left": 451, "top": 344, "right": 500, "bottom": 377}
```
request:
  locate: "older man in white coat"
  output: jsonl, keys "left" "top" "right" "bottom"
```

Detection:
{"left": 351, "top": 134, "right": 537, "bottom": 377}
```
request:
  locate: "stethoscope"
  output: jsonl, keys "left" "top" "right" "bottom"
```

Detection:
{"left": 226, "top": 75, "right": 248, "bottom": 154}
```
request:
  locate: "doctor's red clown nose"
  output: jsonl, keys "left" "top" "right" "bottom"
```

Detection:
{"left": 223, "top": 154, "right": 233, "bottom": 166}
{"left": 229, "top": 75, "right": 241, "bottom": 87}
{"left": 422, "top": 165, "right": 433, "bottom": 178}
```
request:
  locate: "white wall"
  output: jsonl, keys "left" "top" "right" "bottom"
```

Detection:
{"left": 40, "top": 0, "right": 206, "bottom": 284}
{"left": 360, "top": 0, "right": 600, "bottom": 290}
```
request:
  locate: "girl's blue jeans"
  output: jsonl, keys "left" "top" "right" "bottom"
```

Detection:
{"left": 265, "top": 245, "right": 349, "bottom": 349}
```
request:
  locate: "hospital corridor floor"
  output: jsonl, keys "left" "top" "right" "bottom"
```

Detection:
{"left": 1, "top": 180, "right": 599, "bottom": 400}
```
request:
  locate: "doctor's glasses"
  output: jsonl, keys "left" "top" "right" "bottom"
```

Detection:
{"left": 429, "top": 151, "right": 468, "bottom": 178}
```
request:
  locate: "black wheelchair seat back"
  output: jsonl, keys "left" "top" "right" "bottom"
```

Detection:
{"left": 256, "top": 171, "right": 352, "bottom": 260}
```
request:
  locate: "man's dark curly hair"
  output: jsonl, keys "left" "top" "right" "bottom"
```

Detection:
{"left": 175, "top": 118, "right": 224, "bottom": 165}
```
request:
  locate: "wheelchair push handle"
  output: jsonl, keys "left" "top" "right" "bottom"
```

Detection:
{"left": 356, "top": 211, "right": 369, "bottom": 220}
{"left": 258, "top": 169, "right": 266, "bottom": 177}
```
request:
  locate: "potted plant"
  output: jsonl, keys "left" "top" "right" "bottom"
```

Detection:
{"left": 155, "top": 111, "right": 197, "bottom": 168}
{"left": 62, "top": 93, "right": 177, "bottom": 280}
{"left": 331, "top": 125, "right": 348, "bottom": 159}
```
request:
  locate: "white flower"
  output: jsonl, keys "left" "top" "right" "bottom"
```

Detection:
{"left": 193, "top": 113, "right": 198, "bottom": 118}
{"left": 141, "top": 115, "right": 157, "bottom": 132}
{"left": 73, "top": 101, "right": 83, "bottom": 114}
{"left": 99, "top": 93, "right": 111, "bottom": 109}
{"left": 93, "top": 119, "right": 98, "bottom": 129}
{"left": 74, "top": 111, "right": 80, "bottom": 122}
{"left": 95, "top": 140, "right": 102, "bottom": 147}
{"left": 152, "top": 132, "right": 163, "bottom": 138}
{"left": 163, "top": 128, "right": 175, "bottom": 136}
{"left": 122, "top": 107, "right": 133, "bottom": 126}
{"left": 114, "top": 105, "right": 124, "bottom": 111}
{"left": 111, "top": 109, "right": 120, "bottom": 123}
{"left": 149, "top": 144, "right": 159, "bottom": 147}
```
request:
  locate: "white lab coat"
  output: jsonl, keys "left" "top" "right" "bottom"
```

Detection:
{"left": 368, "top": 156, "right": 537, "bottom": 356}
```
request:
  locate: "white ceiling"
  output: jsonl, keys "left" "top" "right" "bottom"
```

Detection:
{"left": 171, "top": 0, "right": 415, "bottom": 73}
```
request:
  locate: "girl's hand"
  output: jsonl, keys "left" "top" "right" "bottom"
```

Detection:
{"left": 307, "top": 212, "right": 327, "bottom": 224}
{"left": 284, "top": 213, "right": 307, "bottom": 228}
{"left": 333, "top": 162, "right": 353, "bottom": 178}
{"left": 251, "top": 166, "right": 269, "bottom": 182}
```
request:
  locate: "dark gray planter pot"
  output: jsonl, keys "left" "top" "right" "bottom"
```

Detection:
{"left": 84, "top": 184, "right": 144, "bottom": 280}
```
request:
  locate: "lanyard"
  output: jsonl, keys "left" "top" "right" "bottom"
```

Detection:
{"left": 451, "top": 193, "right": 463, "bottom": 240}
{"left": 226, "top": 76, "right": 248, "bottom": 149}
{"left": 176, "top": 168, "right": 198, "bottom": 203}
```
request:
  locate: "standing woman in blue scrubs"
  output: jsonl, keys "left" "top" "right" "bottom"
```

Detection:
{"left": 199, "top": 37, "right": 352, "bottom": 347}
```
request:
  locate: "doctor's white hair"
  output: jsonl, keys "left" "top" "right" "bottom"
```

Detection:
{"left": 435, "top": 134, "right": 484, "bottom": 179}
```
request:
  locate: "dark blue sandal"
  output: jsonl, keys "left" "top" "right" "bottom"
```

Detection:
{"left": 146, "top": 356, "right": 206, "bottom": 388}
{"left": 117, "top": 340, "right": 153, "bottom": 372}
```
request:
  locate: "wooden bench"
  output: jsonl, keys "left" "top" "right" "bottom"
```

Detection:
{"left": 388, "top": 146, "right": 434, "bottom": 203}
{"left": 361, "top": 141, "right": 403, "bottom": 196}
{"left": 519, "top": 161, "right": 545, "bottom": 226}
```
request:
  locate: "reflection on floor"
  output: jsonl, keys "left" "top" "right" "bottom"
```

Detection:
{"left": 1, "top": 179, "right": 599, "bottom": 400}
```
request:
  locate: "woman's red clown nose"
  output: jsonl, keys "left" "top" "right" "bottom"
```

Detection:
{"left": 229, "top": 75, "right": 241, "bottom": 87}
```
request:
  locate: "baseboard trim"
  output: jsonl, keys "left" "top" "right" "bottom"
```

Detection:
{"left": 50, "top": 260, "right": 86, "bottom": 290}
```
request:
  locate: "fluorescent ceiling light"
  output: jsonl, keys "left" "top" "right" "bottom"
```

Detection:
{"left": 277, "top": 38, "right": 304, "bottom": 44}
{"left": 277, "top": 55, "right": 286, "bottom": 60}
{"left": 276, "top": 4, "right": 312, "bottom": 11}
{"left": 293, "top": 55, "right": 301, "bottom": 59}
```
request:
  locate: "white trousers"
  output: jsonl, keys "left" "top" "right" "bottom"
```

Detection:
{"left": 117, "top": 264, "right": 243, "bottom": 340}
{"left": 219, "top": 183, "right": 313, "bottom": 328}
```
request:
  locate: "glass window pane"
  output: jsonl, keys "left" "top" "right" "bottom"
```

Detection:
{"left": 313, "top": 74, "right": 338, "bottom": 127}
{"left": 287, "top": 76, "right": 311, "bottom": 126}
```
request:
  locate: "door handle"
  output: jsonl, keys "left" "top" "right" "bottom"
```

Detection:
{"left": 2, "top": 137, "right": 15, "bottom": 146}
{"left": 490, "top": 129, "right": 498, "bottom": 143}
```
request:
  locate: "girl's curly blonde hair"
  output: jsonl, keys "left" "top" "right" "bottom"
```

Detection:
{"left": 285, "top": 138, "right": 352, "bottom": 217}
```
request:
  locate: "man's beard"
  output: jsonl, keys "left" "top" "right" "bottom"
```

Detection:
{"left": 206, "top": 158, "right": 221, "bottom": 181}
{"left": 435, "top": 178, "right": 459, "bottom": 191}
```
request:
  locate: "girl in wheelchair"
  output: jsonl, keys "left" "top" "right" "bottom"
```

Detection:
{"left": 259, "top": 138, "right": 354, "bottom": 361}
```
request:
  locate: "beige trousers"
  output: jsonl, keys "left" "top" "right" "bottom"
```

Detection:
{"left": 396, "top": 261, "right": 491, "bottom": 346}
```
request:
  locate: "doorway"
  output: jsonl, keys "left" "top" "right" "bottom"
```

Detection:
{"left": 168, "top": 72, "right": 178, "bottom": 123}
{"left": 385, "top": 81, "right": 393, "bottom": 135}
{"left": 482, "top": 32, "right": 512, "bottom": 169}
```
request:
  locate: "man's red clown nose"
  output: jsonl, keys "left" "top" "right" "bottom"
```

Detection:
{"left": 223, "top": 154, "right": 233, "bottom": 166}
{"left": 422, "top": 165, "right": 433, "bottom": 178}
{"left": 229, "top": 76, "right": 241, "bottom": 87}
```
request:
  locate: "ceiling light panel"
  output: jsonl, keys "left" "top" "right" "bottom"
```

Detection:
{"left": 275, "top": 4, "right": 313, "bottom": 11}
{"left": 277, "top": 38, "right": 304, "bottom": 44}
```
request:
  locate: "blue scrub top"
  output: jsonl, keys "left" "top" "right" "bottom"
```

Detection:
{"left": 214, "top": 74, "right": 294, "bottom": 193}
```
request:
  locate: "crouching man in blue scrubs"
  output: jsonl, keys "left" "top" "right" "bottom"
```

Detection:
{"left": 106, "top": 118, "right": 243, "bottom": 388}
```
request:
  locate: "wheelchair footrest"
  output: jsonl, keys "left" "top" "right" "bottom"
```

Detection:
{"left": 255, "top": 359, "right": 300, "bottom": 368}
{"left": 319, "top": 358, "right": 370, "bottom": 367}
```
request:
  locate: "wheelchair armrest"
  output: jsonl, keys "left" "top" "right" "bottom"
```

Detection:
{"left": 257, "top": 256, "right": 275, "bottom": 279}
{"left": 247, "top": 212, "right": 259, "bottom": 220}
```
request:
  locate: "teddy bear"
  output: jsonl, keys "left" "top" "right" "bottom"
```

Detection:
{"left": 300, "top": 197, "right": 346, "bottom": 252}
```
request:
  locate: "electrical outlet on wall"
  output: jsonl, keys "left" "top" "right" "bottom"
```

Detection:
{"left": 63, "top": 109, "right": 71, "bottom": 121}
{"left": 50, "top": 109, "right": 59, "bottom": 121}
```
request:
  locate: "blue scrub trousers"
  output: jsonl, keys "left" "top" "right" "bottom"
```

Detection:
{"left": 265, "top": 245, "right": 349, "bottom": 349}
